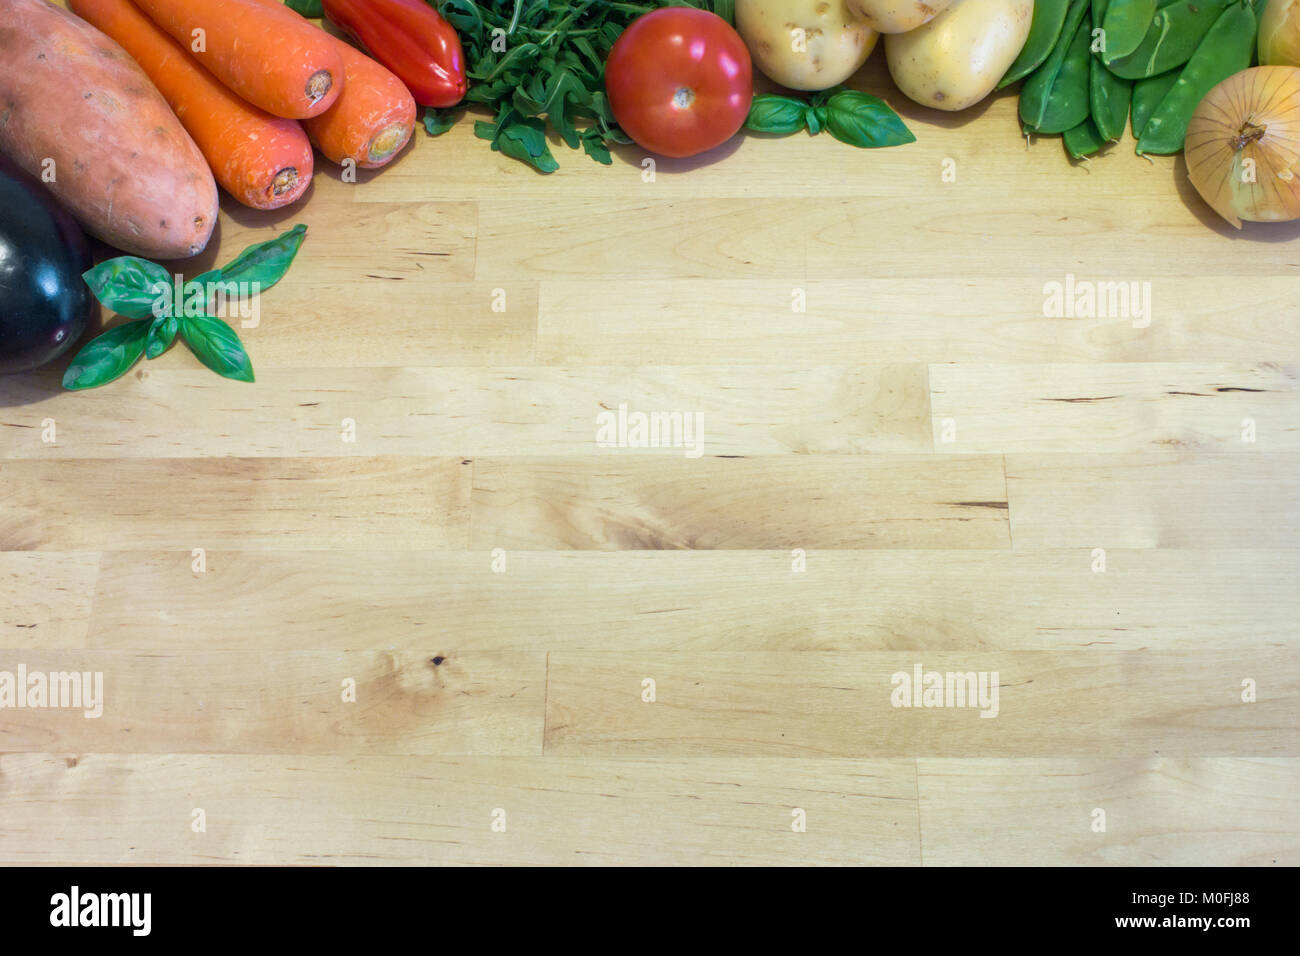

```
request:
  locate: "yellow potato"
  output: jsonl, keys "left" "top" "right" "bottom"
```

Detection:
{"left": 885, "top": 0, "right": 1032, "bottom": 111}
{"left": 736, "top": 0, "right": 879, "bottom": 92}
{"left": 847, "top": 0, "right": 952, "bottom": 34}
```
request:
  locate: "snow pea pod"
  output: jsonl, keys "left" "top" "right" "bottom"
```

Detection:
{"left": 1036, "top": 11, "right": 1093, "bottom": 133}
{"left": 1129, "top": 68, "right": 1178, "bottom": 137}
{"left": 1020, "top": 0, "right": 1090, "bottom": 129}
{"left": 1103, "top": 0, "right": 1228, "bottom": 79}
{"left": 1102, "top": 0, "right": 1158, "bottom": 57}
{"left": 1064, "top": 116, "right": 1106, "bottom": 157}
{"left": 1090, "top": 0, "right": 1133, "bottom": 141}
{"left": 1090, "top": 54, "right": 1132, "bottom": 140}
{"left": 999, "top": 0, "right": 1072, "bottom": 89}
{"left": 1136, "top": 0, "right": 1257, "bottom": 154}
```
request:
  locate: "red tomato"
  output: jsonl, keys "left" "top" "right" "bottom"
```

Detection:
{"left": 604, "top": 8, "right": 753, "bottom": 159}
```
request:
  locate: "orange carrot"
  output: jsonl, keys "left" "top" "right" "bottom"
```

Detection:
{"left": 69, "top": 0, "right": 313, "bottom": 209}
{"left": 242, "top": 0, "right": 415, "bottom": 168}
{"left": 130, "top": 0, "right": 344, "bottom": 119}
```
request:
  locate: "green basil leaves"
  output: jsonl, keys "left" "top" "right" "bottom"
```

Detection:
{"left": 62, "top": 225, "right": 307, "bottom": 391}
{"left": 745, "top": 88, "right": 916, "bottom": 149}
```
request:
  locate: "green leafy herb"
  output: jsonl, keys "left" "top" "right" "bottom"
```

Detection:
{"left": 745, "top": 94, "right": 810, "bottom": 136}
{"left": 181, "top": 316, "right": 255, "bottom": 383}
{"left": 430, "top": 0, "right": 734, "bottom": 172}
{"left": 285, "top": 0, "right": 323, "bottom": 16}
{"left": 81, "top": 257, "right": 172, "bottom": 320}
{"left": 62, "top": 319, "right": 152, "bottom": 390}
{"left": 145, "top": 314, "right": 179, "bottom": 360}
{"left": 211, "top": 223, "right": 307, "bottom": 293}
{"left": 746, "top": 87, "right": 916, "bottom": 149}
{"left": 822, "top": 90, "right": 916, "bottom": 149}
{"left": 63, "top": 225, "right": 307, "bottom": 390}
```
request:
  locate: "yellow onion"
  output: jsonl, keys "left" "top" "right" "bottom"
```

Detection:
{"left": 1259, "top": 0, "right": 1300, "bottom": 67}
{"left": 1185, "top": 66, "right": 1300, "bottom": 229}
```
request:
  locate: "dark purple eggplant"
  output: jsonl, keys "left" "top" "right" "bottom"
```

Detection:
{"left": 0, "top": 158, "right": 94, "bottom": 374}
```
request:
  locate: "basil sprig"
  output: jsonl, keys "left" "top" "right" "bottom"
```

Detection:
{"left": 62, "top": 224, "right": 307, "bottom": 390}
{"left": 745, "top": 87, "right": 916, "bottom": 149}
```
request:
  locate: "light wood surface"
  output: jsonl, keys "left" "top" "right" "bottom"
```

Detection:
{"left": 2, "top": 32, "right": 1299, "bottom": 864}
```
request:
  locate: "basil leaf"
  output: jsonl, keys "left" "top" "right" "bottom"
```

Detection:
{"left": 62, "top": 319, "right": 151, "bottom": 390}
{"left": 285, "top": 0, "right": 323, "bottom": 15}
{"left": 745, "top": 94, "right": 809, "bottom": 135}
{"left": 423, "top": 108, "right": 459, "bottom": 136}
{"left": 179, "top": 315, "right": 254, "bottom": 383}
{"left": 214, "top": 224, "right": 307, "bottom": 293}
{"left": 145, "top": 314, "right": 179, "bottom": 359}
{"left": 82, "top": 257, "right": 172, "bottom": 319}
{"left": 807, "top": 106, "right": 826, "bottom": 136}
{"left": 823, "top": 91, "right": 916, "bottom": 149}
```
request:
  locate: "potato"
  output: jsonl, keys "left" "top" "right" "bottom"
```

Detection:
{"left": 847, "top": 0, "right": 952, "bottom": 34}
{"left": 736, "top": 0, "right": 879, "bottom": 92}
{"left": 885, "top": 0, "right": 1032, "bottom": 111}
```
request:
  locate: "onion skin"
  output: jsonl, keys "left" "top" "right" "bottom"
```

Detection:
{"left": 1185, "top": 66, "right": 1300, "bottom": 229}
{"left": 1259, "top": 0, "right": 1300, "bottom": 68}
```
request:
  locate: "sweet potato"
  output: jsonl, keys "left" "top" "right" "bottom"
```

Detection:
{"left": 0, "top": 0, "right": 218, "bottom": 258}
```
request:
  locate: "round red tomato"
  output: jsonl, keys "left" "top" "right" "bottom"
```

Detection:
{"left": 604, "top": 8, "right": 753, "bottom": 159}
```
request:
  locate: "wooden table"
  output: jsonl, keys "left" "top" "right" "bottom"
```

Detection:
{"left": 2, "top": 43, "right": 1298, "bottom": 865}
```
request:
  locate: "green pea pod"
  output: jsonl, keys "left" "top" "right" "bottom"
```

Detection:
{"left": 999, "top": 0, "right": 1072, "bottom": 89}
{"left": 1102, "top": 0, "right": 1158, "bottom": 57}
{"left": 1136, "top": 0, "right": 1257, "bottom": 154}
{"left": 1090, "top": 57, "right": 1132, "bottom": 140}
{"left": 1103, "top": 0, "right": 1228, "bottom": 78}
{"left": 1021, "top": 0, "right": 1090, "bottom": 129}
{"left": 1090, "top": 1, "right": 1134, "bottom": 142}
{"left": 1130, "top": 68, "right": 1179, "bottom": 137}
{"left": 1064, "top": 117, "right": 1107, "bottom": 157}
{"left": 1036, "top": 12, "right": 1093, "bottom": 133}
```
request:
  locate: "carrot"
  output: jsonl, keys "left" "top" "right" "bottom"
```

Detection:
{"left": 241, "top": 0, "right": 416, "bottom": 168}
{"left": 130, "top": 0, "right": 344, "bottom": 119}
{"left": 69, "top": 0, "right": 313, "bottom": 210}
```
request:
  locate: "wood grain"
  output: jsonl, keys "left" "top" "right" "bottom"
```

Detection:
{"left": 469, "top": 455, "right": 1009, "bottom": 549}
{"left": 83, "top": 549, "right": 1300, "bottom": 651}
{"left": 916, "top": 758, "right": 1300, "bottom": 865}
{"left": 1006, "top": 453, "right": 1300, "bottom": 549}
{"left": 535, "top": 278, "right": 1300, "bottom": 366}
{"left": 0, "top": 650, "right": 542, "bottom": 754}
{"left": 0, "top": 753, "right": 918, "bottom": 865}
{"left": 930, "top": 363, "right": 1300, "bottom": 452}
{"left": 0, "top": 365, "right": 931, "bottom": 458}
{"left": 544, "top": 652, "right": 1299, "bottom": 757}
{"left": 2, "top": 12, "right": 1297, "bottom": 864}
{"left": 0, "top": 456, "right": 470, "bottom": 550}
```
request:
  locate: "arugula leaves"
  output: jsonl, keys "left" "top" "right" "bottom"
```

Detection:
{"left": 745, "top": 88, "right": 916, "bottom": 149}
{"left": 429, "top": 0, "right": 734, "bottom": 172}
{"left": 62, "top": 225, "right": 307, "bottom": 391}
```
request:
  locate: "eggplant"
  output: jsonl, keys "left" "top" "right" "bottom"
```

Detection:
{"left": 0, "top": 158, "right": 95, "bottom": 374}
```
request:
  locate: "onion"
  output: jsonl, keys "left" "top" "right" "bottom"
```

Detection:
{"left": 1185, "top": 66, "right": 1300, "bottom": 229}
{"left": 1259, "top": 0, "right": 1300, "bottom": 68}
